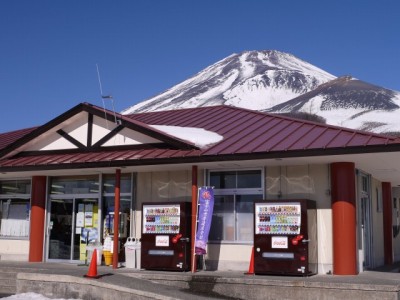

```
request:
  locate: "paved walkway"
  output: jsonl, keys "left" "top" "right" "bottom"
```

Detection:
{"left": 1, "top": 261, "right": 400, "bottom": 300}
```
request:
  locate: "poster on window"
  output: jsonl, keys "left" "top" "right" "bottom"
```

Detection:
{"left": 195, "top": 186, "right": 214, "bottom": 255}
{"left": 84, "top": 204, "right": 93, "bottom": 227}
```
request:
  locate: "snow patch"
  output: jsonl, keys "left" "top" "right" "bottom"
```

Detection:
{"left": 150, "top": 125, "right": 223, "bottom": 148}
{"left": 2, "top": 292, "right": 80, "bottom": 300}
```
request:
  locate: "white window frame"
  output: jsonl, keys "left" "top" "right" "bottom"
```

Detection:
{"left": 207, "top": 168, "right": 264, "bottom": 244}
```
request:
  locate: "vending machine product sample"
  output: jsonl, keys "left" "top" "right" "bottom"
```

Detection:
{"left": 254, "top": 199, "right": 317, "bottom": 276}
{"left": 141, "top": 202, "right": 191, "bottom": 271}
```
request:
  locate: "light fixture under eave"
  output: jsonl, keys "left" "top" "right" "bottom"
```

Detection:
{"left": 2, "top": 186, "right": 19, "bottom": 190}
{"left": 51, "top": 184, "right": 64, "bottom": 189}
{"left": 217, "top": 163, "right": 241, "bottom": 168}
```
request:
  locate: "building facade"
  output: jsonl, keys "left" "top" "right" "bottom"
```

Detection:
{"left": 1, "top": 103, "right": 400, "bottom": 275}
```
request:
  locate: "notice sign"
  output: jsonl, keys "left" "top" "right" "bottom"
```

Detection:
{"left": 271, "top": 236, "right": 288, "bottom": 249}
{"left": 155, "top": 235, "right": 169, "bottom": 247}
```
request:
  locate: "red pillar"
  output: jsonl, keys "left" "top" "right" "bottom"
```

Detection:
{"left": 191, "top": 165, "right": 198, "bottom": 273}
{"left": 113, "top": 169, "right": 121, "bottom": 269}
{"left": 29, "top": 176, "right": 47, "bottom": 262}
{"left": 382, "top": 182, "right": 393, "bottom": 265}
{"left": 330, "top": 162, "right": 357, "bottom": 275}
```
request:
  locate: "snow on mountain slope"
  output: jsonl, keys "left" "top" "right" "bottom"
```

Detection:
{"left": 121, "top": 50, "right": 336, "bottom": 114}
{"left": 266, "top": 76, "right": 400, "bottom": 134}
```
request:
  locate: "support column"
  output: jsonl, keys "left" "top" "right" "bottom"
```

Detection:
{"left": 330, "top": 162, "right": 357, "bottom": 275}
{"left": 29, "top": 176, "right": 47, "bottom": 262}
{"left": 382, "top": 182, "right": 393, "bottom": 265}
{"left": 113, "top": 169, "right": 121, "bottom": 269}
{"left": 191, "top": 165, "right": 198, "bottom": 273}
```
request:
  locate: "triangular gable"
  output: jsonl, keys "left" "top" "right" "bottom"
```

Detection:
{"left": 0, "top": 103, "right": 198, "bottom": 159}
{"left": 24, "top": 112, "right": 163, "bottom": 151}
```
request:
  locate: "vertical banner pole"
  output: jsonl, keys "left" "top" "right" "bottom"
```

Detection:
{"left": 191, "top": 165, "right": 198, "bottom": 273}
{"left": 113, "top": 168, "right": 121, "bottom": 269}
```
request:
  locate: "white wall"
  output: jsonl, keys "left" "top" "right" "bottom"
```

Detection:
{"left": 135, "top": 164, "right": 332, "bottom": 274}
{"left": 265, "top": 164, "right": 332, "bottom": 274}
{"left": 0, "top": 239, "right": 29, "bottom": 261}
{"left": 135, "top": 170, "right": 194, "bottom": 238}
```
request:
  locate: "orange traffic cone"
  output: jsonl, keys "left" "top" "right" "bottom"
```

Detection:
{"left": 84, "top": 249, "right": 100, "bottom": 279}
{"left": 245, "top": 246, "right": 255, "bottom": 275}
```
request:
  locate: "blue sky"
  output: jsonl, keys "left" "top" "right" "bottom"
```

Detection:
{"left": 1, "top": 0, "right": 399, "bottom": 133}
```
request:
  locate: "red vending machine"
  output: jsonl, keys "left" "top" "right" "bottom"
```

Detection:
{"left": 141, "top": 202, "right": 191, "bottom": 271}
{"left": 254, "top": 199, "right": 317, "bottom": 276}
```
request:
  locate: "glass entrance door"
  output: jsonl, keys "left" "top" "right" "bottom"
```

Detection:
{"left": 47, "top": 197, "right": 99, "bottom": 262}
{"left": 48, "top": 198, "right": 74, "bottom": 260}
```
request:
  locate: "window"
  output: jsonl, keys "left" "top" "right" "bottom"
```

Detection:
{"left": 361, "top": 176, "right": 368, "bottom": 193}
{"left": 376, "top": 188, "right": 382, "bottom": 213}
{"left": 208, "top": 170, "right": 263, "bottom": 243}
{"left": 210, "top": 170, "right": 262, "bottom": 189}
{"left": 102, "top": 174, "right": 132, "bottom": 238}
{"left": 50, "top": 175, "right": 99, "bottom": 194}
{"left": 0, "top": 179, "right": 31, "bottom": 238}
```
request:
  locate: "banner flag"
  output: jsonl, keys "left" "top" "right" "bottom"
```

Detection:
{"left": 195, "top": 186, "right": 214, "bottom": 255}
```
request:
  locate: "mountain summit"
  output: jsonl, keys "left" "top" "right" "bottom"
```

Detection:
{"left": 122, "top": 50, "right": 400, "bottom": 135}
{"left": 122, "top": 50, "right": 335, "bottom": 114}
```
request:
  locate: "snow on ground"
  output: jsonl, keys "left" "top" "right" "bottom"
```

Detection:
{"left": 2, "top": 293, "right": 80, "bottom": 300}
{"left": 149, "top": 125, "right": 223, "bottom": 148}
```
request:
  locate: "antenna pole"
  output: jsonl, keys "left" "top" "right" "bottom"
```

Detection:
{"left": 96, "top": 64, "right": 109, "bottom": 128}
{"left": 96, "top": 64, "right": 104, "bottom": 96}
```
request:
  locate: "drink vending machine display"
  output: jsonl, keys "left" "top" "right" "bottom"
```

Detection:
{"left": 254, "top": 199, "right": 317, "bottom": 276}
{"left": 141, "top": 202, "right": 191, "bottom": 271}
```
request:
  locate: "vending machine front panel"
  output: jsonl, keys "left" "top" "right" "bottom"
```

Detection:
{"left": 254, "top": 200, "right": 317, "bottom": 276}
{"left": 141, "top": 202, "right": 191, "bottom": 271}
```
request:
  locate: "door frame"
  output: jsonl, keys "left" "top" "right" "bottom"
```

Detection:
{"left": 357, "top": 172, "right": 373, "bottom": 271}
{"left": 45, "top": 194, "right": 101, "bottom": 263}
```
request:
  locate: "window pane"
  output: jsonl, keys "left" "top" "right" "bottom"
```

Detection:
{"left": 103, "top": 174, "right": 131, "bottom": 194}
{"left": 236, "top": 195, "right": 261, "bottom": 242}
{"left": 209, "top": 195, "right": 234, "bottom": 241}
{"left": 0, "top": 199, "right": 30, "bottom": 237}
{"left": 0, "top": 180, "right": 31, "bottom": 195}
{"left": 50, "top": 176, "right": 99, "bottom": 194}
{"left": 103, "top": 196, "right": 131, "bottom": 237}
{"left": 237, "top": 170, "right": 262, "bottom": 188}
{"left": 210, "top": 171, "right": 236, "bottom": 189}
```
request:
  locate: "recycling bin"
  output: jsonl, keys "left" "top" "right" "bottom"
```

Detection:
{"left": 125, "top": 237, "right": 136, "bottom": 268}
{"left": 135, "top": 238, "right": 141, "bottom": 269}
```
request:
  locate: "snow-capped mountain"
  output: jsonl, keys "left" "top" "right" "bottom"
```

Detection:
{"left": 122, "top": 50, "right": 335, "bottom": 114}
{"left": 122, "top": 50, "right": 400, "bottom": 135}
{"left": 265, "top": 76, "right": 400, "bottom": 134}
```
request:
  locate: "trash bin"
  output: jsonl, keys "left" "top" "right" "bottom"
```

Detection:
{"left": 135, "top": 238, "right": 141, "bottom": 269}
{"left": 103, "top": 236, "right": 113, "bottom": 266}
{"left": 86, "top": 243, "right": 103, "bottom": 266}
{"left": 124, "top": 237, "right": 136, "bottom": 268}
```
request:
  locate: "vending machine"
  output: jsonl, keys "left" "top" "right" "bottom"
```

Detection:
{"left": 254, "top": 199, "right": 317, "bottom": 276}
{"left": 141, "top": 202, "right": 191, "bottom": 271}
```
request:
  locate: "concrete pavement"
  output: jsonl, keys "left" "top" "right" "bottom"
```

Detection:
{"left": 1, "top": 261, "right": 400, "bottom": 300}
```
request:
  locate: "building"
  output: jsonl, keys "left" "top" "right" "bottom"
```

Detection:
{"left": 0, "top": 102, "right": 400, "bottom": 275}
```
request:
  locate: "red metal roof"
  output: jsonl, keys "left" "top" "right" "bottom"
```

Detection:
{"left": 1, "top": 104, "right": 400, "bottom": 171}
{"left": 129, "top": 105, "right": 400, "bottom": 155}
{"left": 0, "top": 127, "right": 37, "bottom": 151}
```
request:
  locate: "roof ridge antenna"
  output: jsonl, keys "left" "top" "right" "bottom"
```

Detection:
{"left": 96, "top": 64, "right": 119, "bottom": 129}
